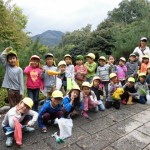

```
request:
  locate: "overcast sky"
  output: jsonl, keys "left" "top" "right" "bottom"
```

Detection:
{"left": 12, "top": 0, "right": 122, "bottom": 35}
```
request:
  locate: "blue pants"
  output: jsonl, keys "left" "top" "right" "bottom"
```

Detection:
{"left": 138, "top": 96, "right": 147, "bottom": 104}
{"left": 27, "top": 88, "right": 40, "bottom": 111}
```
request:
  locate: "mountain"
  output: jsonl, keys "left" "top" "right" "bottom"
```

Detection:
{"left": 31, "top": 30, "right": 64, "bottom": 47}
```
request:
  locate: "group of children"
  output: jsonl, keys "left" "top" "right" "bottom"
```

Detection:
{"left": 1, "top": 46, "right": 150, "bottom": 147}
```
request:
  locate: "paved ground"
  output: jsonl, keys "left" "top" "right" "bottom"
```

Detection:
{"left": 1, "top": 103, "right": 150, "bottom": 150}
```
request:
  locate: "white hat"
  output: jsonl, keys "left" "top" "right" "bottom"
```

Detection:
{"left": 140, "top": 37, "right": 147, "bottom": 41}
{"left": 58, "top": 60, "right": 66, "bottom": 67}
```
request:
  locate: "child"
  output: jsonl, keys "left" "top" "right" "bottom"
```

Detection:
{"left": 24, "top": 55, "right": 41, "bottom": 111}
{"left": 41, "top": 53, "right": 60, "bottom": 98}
{"left": 108, "top": 55, "right": 117, "bottom": 73}
{"left": 63, "top": 85, "right": 81, "bottom": 118}
{"left": 140, "top": 55, "right": 150, "bottom": 73}
{"left": 146, "top": 65, "right": 150, "bottom": 91}
{"left": 91, "top": 76, "right": 105, "bottom": 111}
{"left": 85, "top": 53, "right": 97, "bottom": 83}
{"left": 57, "top": 60, "right": 67, "bottom": 93}
{"left": 134, "top": 52, "right": 141, "bottom": 68}
{"left": 81, "top": 82, "right": 99, "bottom": 118}
{"left": 2, "top": 97, "right": 38, "bottom": 147}
{"left": 121, "top": 77, "right": 138, "bottom": 105}
{"left": 0, "top": 47, "right": 24, "bottom": 108}
{"left": 135, "top": 73, "right": 149, "bottom": 104}
{"left": 96, "top": 56, "right": 111, "bottom": 98}
{"left": 75, "top": 55, "right": 87, "bottom": 88}
{"left": 38, "top": 90, "right": 64, "bottom": 133}
{"left": 117, "top": 57, "right": 127, "bottom": 86}
{"left": 64, "top": 54, "right": 75, "bottom": 80}
{"left": 126, "top": 53, "right": 138, "bottom": 78}
{"left": 105, "top": 73, "right": 122, "bottom": 109}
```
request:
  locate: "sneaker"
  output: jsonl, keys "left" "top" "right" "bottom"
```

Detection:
{"left": 24, "top": 127, "right": 35, "bottom": 132}
{"left": 82, "top": 111, "right": 89, "bottom": 118}
{"left": 6, "top": 137, "right": 13, "bottom": 147}
{"left": 41, "top": 128, "right": 47, "bottom": 133}
{"left": 121, "top": 99, "right": 127, "bottom": 105}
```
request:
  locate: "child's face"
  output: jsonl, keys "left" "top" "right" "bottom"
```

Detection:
{"left": 86, "top": 57, "right": 93, "bottom": 64}
{"left": 93, "top": 79, "right": 100, "bottom": 87}
{"left": 129, "top": 56, "right": 136, "bottom": 62}
{"left": 65, "top": 57, "right": 72, "bottom": 65}
{"left": 16, "top": 102, "right": 30, "bottom": 115}
{"left": 99, "top": 59, "right": 105, "bottom": 66}
{"left": 77, "top": 60, "right": 83, "bottom": 65}
{"left": 82, "top": 86, "right": 90, "bottom": 95}
{"left": 46, "top": 57, "right": 54, "bottom": 66}
{"left": 139, "top": 76, "right": 146, "bottom": 83}
{"left": 51, "top": 97, "right": 62, "bottom": 107}
{"left": 30, "top": 58, "right": 39, "bottom": 68}
{"left": 111, "top": 76, "right": 117, "bottom": 83}
{"left": 127, "top": 82, "right": 134, "bottom": 88}
{"left": 71, "top": 90, "right": 80, "bottom": 99}
{"left": 59, "top": 65, "right": 66, "bottom": 73}
{"left": 8, "top": 55, "right": 17, "bottom": 66}
{"left": 108, "top": 56, "right": 115, "bottom": 64}
{"left": 147, "top": 68, "right": 150, "bottom": 74}
{"left": 119, "top": 60, "right": 124, "bottom": 66}
{"left": 143, "top": 58, "right": 149, "bottom": 64}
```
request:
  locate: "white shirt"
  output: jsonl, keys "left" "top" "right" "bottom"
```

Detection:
{"left": 133, "top": 46, "right": 150, "bottom": 62}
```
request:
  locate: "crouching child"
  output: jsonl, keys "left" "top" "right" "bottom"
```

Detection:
{"left": 2, "top": 97, "right": 38, "bottom": 147}
{"left": 81, "top": 82, "right": 99, "bottom": 118}
{"left": 38, "top": 90, "right": 64, "bottom": 133}
{"left": 105, "top": 73, "right": 123, "bottom": 109}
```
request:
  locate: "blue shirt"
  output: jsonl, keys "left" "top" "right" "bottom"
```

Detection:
{"left": 38, "top": 99, "right": 62, "bottom": 128}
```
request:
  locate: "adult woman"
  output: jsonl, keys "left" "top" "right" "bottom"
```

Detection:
{"left": 133, "top": 37, "right": 150, "bottom": 62}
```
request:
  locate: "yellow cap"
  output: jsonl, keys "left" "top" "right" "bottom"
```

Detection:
{"left": 110, "top": 73, "right": 117, "bottom": 79}
{"left": 86, "top": 53, "right": 95, "bottom": 60}
{"left": 82, "top": 81, "right": 91, "bottom": 88}
{"left": 52, "top": 90, "right": 63, "bottom": 98}
{"left": 58, "top": 60, "right": 66, "bottom": 67}
{"left": 128, "top": 77, "right": 135, "bottom": 83}
{"left": 92, "top": 76, "right": 101, "bottom": 82}
{"left": 142, "top": 55, "right": 149, "bottom": 59}
{"left": 22, "top": 97, "right": 33, "bottom": 109}
{"left": 99, "top": 56, "right": 106, "bottom": 61}
{"left": 139, "top": 73, "right": 146, "bottom": 77}
{"left": 64, "top": 54, "right": 72, "bottom": 59}
{"left": 71, "top": 85, "right": 80, "bottom": 91}
{"left": 120, "top": 57, "right": 126, "bottom": 62}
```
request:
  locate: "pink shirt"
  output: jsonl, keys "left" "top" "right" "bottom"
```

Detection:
{"left": 24, "top": 66, "right": 42, "bottom": 89}
{"left": 75, "top": 65, "right": 87, "bottom": 81}
{"left": 117, "top": 65, "right": 127, "bottom": 80}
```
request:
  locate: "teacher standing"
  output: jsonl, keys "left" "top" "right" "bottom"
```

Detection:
{"left": 133, "top": 37, "right": 150, "bottom": 62}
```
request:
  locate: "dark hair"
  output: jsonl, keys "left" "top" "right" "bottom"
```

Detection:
{"left": 68, "top": 90, "right": 80, "bottom": 107}
{"left": 7, "top": 54, "right": 17, "bottom": 61}
{"left": 108, "top": 55, "right": 116, "bottom": 65}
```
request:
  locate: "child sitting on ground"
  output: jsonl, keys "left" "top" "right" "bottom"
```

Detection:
{"left": 91, "top": 76, "right": 105, "bottom": 111}
{"left": 63, "top": 85, "right": 81, "bottom": 118}
{"left": 38, "top": 90, "right": 64, "bottom": 133}
{"left": 81, "top": 82, "right": 99, "bottom": 118}
{"left": 105, "top": 73, "right": 122, "bottom": 109}
{"left": 135, "top": 73, "right": 149, "bottom": 104}
{"left": 2, "top": 97, "right": 38, "bottom": 147}
{"left": 121, "top": 77, "right": 138, "bottom": 105}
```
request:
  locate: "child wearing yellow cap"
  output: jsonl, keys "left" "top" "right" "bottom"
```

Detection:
{"left": 0, "top": 47, "right": 24, "bottom": 108}
{"left": 38, "top": 90, "right": 64, "bottom": 133}
{"left": 105, "top": 73, "right": 122, "bottom": 109}
{"left": 2, "top": 97, "right": 38, "bottom": 147}
{"left": 121, "top": 77, "right": 138, "bottom": 105}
